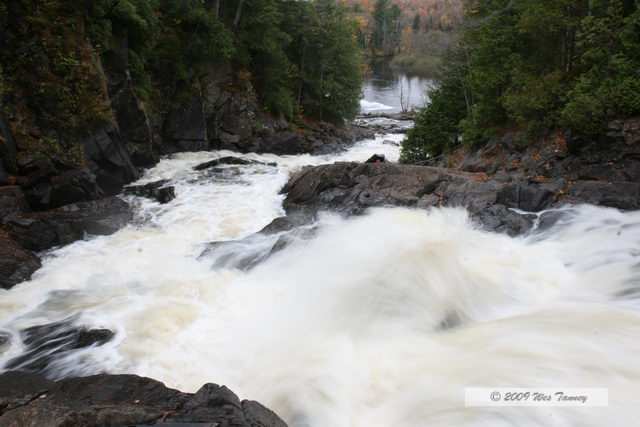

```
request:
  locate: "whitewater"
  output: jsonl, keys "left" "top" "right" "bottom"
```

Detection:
{"left": 1, "top": 128, "right": 640, "bottom": 426}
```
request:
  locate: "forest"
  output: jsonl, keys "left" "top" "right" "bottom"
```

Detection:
{"left": 0, "top": 0, "right": 363, "bottom": 164}
{"left": 401, "top": 0, "right": 640, "bottom": 163}
{"left": 345, "top": 0, "right": 463, "bottom": 74}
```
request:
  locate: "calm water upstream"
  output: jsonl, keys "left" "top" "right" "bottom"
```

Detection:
{"left": 360, "top": 58, "right": 433, "bottom": 114}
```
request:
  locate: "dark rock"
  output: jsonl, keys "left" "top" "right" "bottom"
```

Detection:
{"left": 5, "top": 318, "right": 115, "bottom": 374}
{"left": 564, "top": 181, "right": 640, "bottom": 210}
{"left": 201, "top": 216, "right": 317, "bottom": 271}
{"left": 496, "top": 184, "right": 555, "bottom": 212}
{"left": 82, "top": 122, "right": 138, "bottom": 196}
{"left": 262, "top": 132, "right": 307, "bottom": 155}
{"left": 0, "top": 162, "right": 13, "bottom": 186}
{"left": 23, "top": 182, "right": 52, "bottom": 211}
{"left": 365, "top": 154, "right": 386, "bottom": 163}
{"left": 0, "top": 186, "right": 30, "bottom": 222}
{"left": 102, "top": 39, "right": 156, "bottom": 167}
{"left": 125, "top": 180, "right": 176, "bottom": 204}
{"left": 20, "top": 159, "right": 58, "bottom": 189}
{"left": 0, "top": 236, "right": 41, "bottom": 289}
{"left": 281, "top": 162, "right": 542, "bottom": 235}
{"left": 8, "top": 197, "right": 132, "bottom": 252}
{"left": 194, "top": 156, "right": 276, "bottom": 171}
{"left": 259, "top": 213, "right": 316, "bottom": 234}
{"left": 163, "top": 97, "right": 208, "bottom": 152}
{"left": 114, "top": 87, "right": 156, "bottom": 166}
{"left": 49, "top": 168, "right": 103, "bottom": 208}
{"left": 242, "top": 400, "right": 288, "bottom": 427}
{"left": 0, "top": 332, "right": 9, "bottom": 347}
{"left": 537, "top": 210, "right": 572, "bottom": 232}
{"left": 0, "top": 372, "right": 287, "bottom": 427}
{"left": 472, "top": 205, "right": 536, "bottom": 237}
{"left": 0, "top": 112, "right": 18, "bottom": 174}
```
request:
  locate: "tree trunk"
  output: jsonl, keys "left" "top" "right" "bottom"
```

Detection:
{"left": 233, "top": 0, "right": 245, "bottom": 28}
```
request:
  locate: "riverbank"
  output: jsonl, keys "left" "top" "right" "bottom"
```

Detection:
{"left": 273, "top": 118, "right": 639, "bottom": 237}
{"left": 0, "top": 371, "right": 286, "bottom": 426}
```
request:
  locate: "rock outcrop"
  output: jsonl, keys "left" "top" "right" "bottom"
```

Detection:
{"left": 0, "top": 371, "right": 287, "bottom": 427}
{"left": 279, "top": 134, "right": 638, "bottom": 236}
{"left": 124, "top": 180, "right": 176, "bottom": 204}
{"left": 0, "top": 197, "right": 131, "bottom": 289}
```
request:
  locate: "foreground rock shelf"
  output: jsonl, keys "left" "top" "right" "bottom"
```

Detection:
{"left": 0, "top": 371, "right": 287, "bottom": 426}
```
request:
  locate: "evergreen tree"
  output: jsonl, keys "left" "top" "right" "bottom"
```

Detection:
{"left": 401, "top": 0, "right": 640, "bottom": 163}
{"left": 412, "top": 12, "right": 421, "bottom": 33}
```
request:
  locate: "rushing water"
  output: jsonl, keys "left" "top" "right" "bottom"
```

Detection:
{"left": 360, "top": 59, "right": 433, "bottom": 114}
{"left": 2, "top": 125, "right": 640, "bottom": 426}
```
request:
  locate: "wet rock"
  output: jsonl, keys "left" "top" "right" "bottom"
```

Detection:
{"left": 537, "top": 210, "right": 572, "bottom": 232}
{"left": 0, "top": 111, "right": 18, "bottom": 174}
{"left": 0, "top": 236, "right": 41, "bottom": 289}
{"left": 259, "top": 213, "right": 317, "bottom": 234}
{"left": 0, "top": 372, "right": 287, "bottom": 427}
{"left": 262, "top": 131, "right": 307, "bottom": 155}
{"left": 564, "top": 181, "right": 640, "bottom": 210}
{"left": 163, "top": 97, "right": 208, "bottom": 152}
{"left": 201, "top": 215, "right": 317, "bottom": 271}
{"left": 0, "top": 332, "right": 9, "bottom": 347}
{"left": 103, "top": 38, "right": 157, "bottom": 167}
{"left": 496, "top": 184, "right": 555, "bottom": 212}
{"left": 7, "top": 197, "right": 132, "bottom": 252}
{"left": 125, "top": 180, "right": 176, "bottom": 204}
{"left": 0, "top": 163, "right": 13, "bottom": 186}
{"left": 82, "top": 122, "right": 138, "bottom": 196}
{"left": 0, "top": 186, "right": 30, "bottom": 222}
{"left": 18, "top": 159, "right": 58, "bottom": 189}
{"left": 281, "top": 162, "right": 551, "bottom": 235}
{"left": 365, "top": 154, "right": 386, "bottom": 163}
{"left": 5, "top": 318, "right": 115, "bottom": 374}
{"left": 49, "top": 168, "right": 104, "bottom": 208}
{"left": 472, "top": 205, "right": 536, "bottom": 237}
{"left": 194, "top": 156, "right": 276, "bottom": 171}
{"left": 23, "top": 182, "right": 52, "bottom": 211}
{"left": 282, "top": 163, "right": 485, "bottom": 216}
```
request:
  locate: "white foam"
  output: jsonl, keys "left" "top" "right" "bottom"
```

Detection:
{"left": 1, "top": 133, "right": 640, "bottom": 426}
{"left": 359, "top": 99, "right": 395, "bottom": 111}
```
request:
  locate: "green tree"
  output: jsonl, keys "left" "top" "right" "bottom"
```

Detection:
{"left": 401, "top": 0, "right": 640, "bottom": 163}
{"left": 412, "top": 12, "right": 421, "bottom": 33}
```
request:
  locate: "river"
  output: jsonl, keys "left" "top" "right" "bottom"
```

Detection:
{"left": 360, "top": 59, "right": 433, "bottom": 114}
{"left": 1, "top": 99, "right": 640, "bottom": 425}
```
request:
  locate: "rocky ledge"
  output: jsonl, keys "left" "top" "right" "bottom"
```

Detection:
{"left": 271, "top": 120, "right": 640, "bottom": 238}
{"left": 0, "top": 371, "right": 286, "bottom": 427}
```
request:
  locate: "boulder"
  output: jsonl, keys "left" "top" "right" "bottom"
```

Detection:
{"left": 8, "top": 197, "right": 132, "bottom": 252}
{"left": 82, "top": 122, "right": 138, "bottom": 196}
{"left": 262, "top": 132, "right": 307, "bottom": 155}
{"left": 0, "top": 371, "right": 288, "bottom": 426}
{"left": 365, "top": 154, "right": 386, "bottom": 163}
{"left": 49, "top": 168, "right": 104, "bottom": 208}
{"left": 0, "top": 111, "right": 18, "bottom": 174}
{"left": 563, "top": 181, "right": 640, "bottom": 210}
{"left": 194, "top": 156, "right": 276, "bottom": 171}
{"left": 124, "top": 180, "right": 176, "bottom": 204}
{"left": 0, "top": 186, "right": 30, "bottom": 222}
{"left": 281, "top": 162, "right": 616, "bottom": 236}
{"left": 5, "top": 318, "right": 115, "bottom": 374}
{"left": 0, "top": 235, "right": 41, "bottom": 290}
{"left": 163, "top": 97, "right": 208, "bottom": 152}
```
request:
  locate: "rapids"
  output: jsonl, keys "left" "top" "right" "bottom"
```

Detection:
{"left": 1, "top": 129, "right": 640, "bottom": 426}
